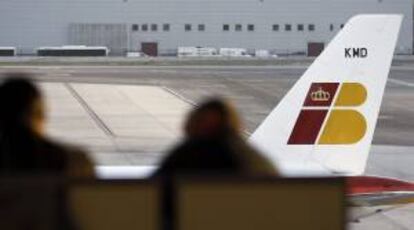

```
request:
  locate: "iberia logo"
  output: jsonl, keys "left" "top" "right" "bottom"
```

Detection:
{"left": 288, "top": 82, "right": 367, "bottom": 145}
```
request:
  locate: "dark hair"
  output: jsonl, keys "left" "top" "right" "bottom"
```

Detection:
{"left": 0, "top": 75, "right": 41, "bottom": 131}
{"left": 184, "top": 98, "right": 240, "bottom": 138}
{"left": 0, "top": 75, "right": 43, "bottom": 169}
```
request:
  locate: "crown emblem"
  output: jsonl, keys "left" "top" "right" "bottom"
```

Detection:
{"left": 311, "top": 87, "right": 330, "bottom": 102}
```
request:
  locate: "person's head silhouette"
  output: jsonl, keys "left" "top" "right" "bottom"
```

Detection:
{"left": 154, "top": 97, "right": 278, "bottom": 178}
{"left": 0, "top": 75, "right": 45, "bottom": 137}
{"left": 184, "top": 98, "right": 241, "bottom": 139}
{"left": 0, "top": 74, "right": 94, "bottom": 177}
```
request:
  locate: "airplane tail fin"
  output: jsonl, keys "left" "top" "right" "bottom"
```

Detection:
{"left": 250, "top": 15, "right": 402, "bottom": 176}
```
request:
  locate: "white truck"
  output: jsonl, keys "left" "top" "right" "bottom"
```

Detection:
{"left": 177, "top": 47, "right": 217, "bottom": 57}
{"left": 219, "top": 48, "right": 251, "bottom": 57}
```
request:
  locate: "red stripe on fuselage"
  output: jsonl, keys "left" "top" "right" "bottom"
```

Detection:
{"left": 346, "top": 176, "right": 414, "bottom": 195}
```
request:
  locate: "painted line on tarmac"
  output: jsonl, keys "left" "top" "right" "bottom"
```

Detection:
{"left": 64, "top": 83, "right": 116, "bottom": 138}
{"left": 162, "top": 86, "right": 197, "bottom": 106}
{"left": 389, "top": 78, "right": 414, "bottom": 88}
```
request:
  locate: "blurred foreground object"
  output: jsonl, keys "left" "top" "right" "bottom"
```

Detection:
{"left": 0, "top": 74, "right": 94, "bottom": 178}
{"left": 0, "top": 177, "right": 344, "bottom": 230}
{"left": 154, "top": 98, "right": 277, "bottom": 177}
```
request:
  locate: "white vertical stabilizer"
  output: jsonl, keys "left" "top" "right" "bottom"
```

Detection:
{"left": 250, "top": 15, "right": 402, "bottom": 176}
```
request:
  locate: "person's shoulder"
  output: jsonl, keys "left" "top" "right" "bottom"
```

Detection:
{"left": 228, "top": 134, "right": 279, "bottom": 176}
{"left": 35, "top": 138, "right": 69, "bottom": 162}
{"left": 152, "top": 139, "right": 206, "bottom": 178}
{"left": 39, "top": 139, "right": 84, "bottom": 156}
{"left": 41, "top": 139, "right": 95, "bottom": 178}
{"left": 51, "top": 141, "right": 91, "bottom": 163}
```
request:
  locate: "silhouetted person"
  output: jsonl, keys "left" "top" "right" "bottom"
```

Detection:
{"left": 153, "top": 98, "right": 277, "bottom": 177}
{"left": 153, "top": 98, "right": 277, "bottom": 230}
{"left": 0, "top": 75, "right": 94, "bottom": 178}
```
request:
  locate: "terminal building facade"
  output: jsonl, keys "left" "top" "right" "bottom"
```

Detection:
{"left": 0, "top": 0, "right": 412, "bottom": 56}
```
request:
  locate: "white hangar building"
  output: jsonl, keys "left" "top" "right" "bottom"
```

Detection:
{"left": 0, "top": 0, "right": 412, "bottom": 56}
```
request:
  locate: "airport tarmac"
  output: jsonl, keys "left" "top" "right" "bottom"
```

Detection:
{"left": 0, "top": 65, "right": 414, "bottom": 229}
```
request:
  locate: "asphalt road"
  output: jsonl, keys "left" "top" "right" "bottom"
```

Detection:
{"left": 1, "top": 65, "right": 412, "bottom": 146}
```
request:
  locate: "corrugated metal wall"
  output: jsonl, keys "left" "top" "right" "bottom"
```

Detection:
{"left": 68, "top": 24, "right": 127, "bottom": 55}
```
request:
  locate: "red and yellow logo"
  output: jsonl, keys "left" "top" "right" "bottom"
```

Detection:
{"left": 288, "top": 82, "right": 367, "bottom": 145}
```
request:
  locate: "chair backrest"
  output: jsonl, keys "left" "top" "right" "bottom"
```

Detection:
{"left": 69, "top": 180, "right": 160, "bottom": 230}
{"left": 0, "top": 177, "right": 345, "bottom": 230}
{"left": 176, "top": 178, "right": 345, "bottom": 230}
{"left": 0, "top": 176, "right": 62, "bottom": 230}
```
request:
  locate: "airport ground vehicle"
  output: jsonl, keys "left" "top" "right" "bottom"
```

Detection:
{"left": 177, "top": 47, "right": 217, "bottom": 57}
